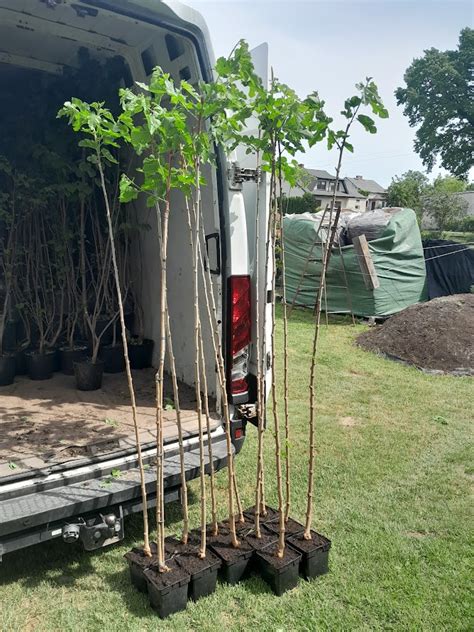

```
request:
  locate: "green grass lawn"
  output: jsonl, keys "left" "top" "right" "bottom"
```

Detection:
{"left": 421, "top": 230, "right": 474, "bottom": 245}
{"left": 1, "top": 307, "right": 472, "bottom": 631}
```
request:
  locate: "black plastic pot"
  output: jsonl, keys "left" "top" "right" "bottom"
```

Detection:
{"left": 15, "top": 350, "right": 28, "bottom": 376}
{"left": 287, "top": 531, "right": 331, "bottom": 580}
{"left": 207, "top": 530, "right": 254, "bottom": 585}
{"left": 166, "top": 536, "right": 221, "bottom": 601}
{"left": 0, "top": 355, "right": 15, "bottom": 386}
{"left": 74, "top": 359, "right": 104, "bottom": 391}
{"left": 60, "top": 345, "right": 89, "bottom": 375}
{"left": 128, "top": 338, "right": 154, "bottom": 370}
{"left": 49, "top": 347, "right": 61, "bottom": 372}
{"left": 124, "top": 544, "right": 157, "bottom": 593}
{"left": 26, "top": 350, "right": 55, "bottom": 381}
{"left": 145, "top": 560, "right": 190, "bottom": 619}
{"left": 255, "top": 543, "right": 302, "bottom": 596}
{"left": 101, "top": 344, "right": 125, "bottom": 374}
{"left": 3, "top": 320, "right": 17, "bottom": 352}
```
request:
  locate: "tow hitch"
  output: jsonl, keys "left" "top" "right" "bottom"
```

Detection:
{"left": 62, "top": 508, "right": 124, "bottom": 551}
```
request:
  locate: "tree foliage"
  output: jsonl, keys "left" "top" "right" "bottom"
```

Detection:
{"left": 395, "top": 28, "right": 474, "bottom": 179}
{"left": 386, "top": 170, "right": 429, "bottom": 214}
{"left": 284, "top": 193, "right": 320, "bottom": 215}
{"left": 421, "top": 189, "right": 468, "bottom": 231}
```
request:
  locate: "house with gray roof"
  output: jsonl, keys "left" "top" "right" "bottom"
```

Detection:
{"left": 281, "top": 165, "right": 387, "bottom": 212}
{"left": 345, "top": 176, "right": 387, "bottom": 210}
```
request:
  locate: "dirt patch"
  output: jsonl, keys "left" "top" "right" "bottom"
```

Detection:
{"left": 339, "top": 416, "right": 359, "bottom": 427}
{"left": 0, "top": 369, "right": 217, "bottom": 475}
{"left": 357, "top": 295, "right": 474, "bottom": 374}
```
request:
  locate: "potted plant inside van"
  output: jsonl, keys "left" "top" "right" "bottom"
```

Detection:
{"left": 126, "top": 210, "right": 154, "bottom": 370}
{"left": 73, "top": 193, "right": 117, "bottom": 390}
{"left": 0, "top": 157, "right": 20, "bottom": 386}
{"left": 56, "top": 187, "right": 89, "bottom": 374}
{"left": 19, "top": 186, "right": 65, "bottom": 381}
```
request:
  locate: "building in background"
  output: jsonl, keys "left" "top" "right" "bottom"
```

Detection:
{"left": 282, "top": 165, "right": 387, "bottom": 212}
{"left": 345, "top": 176, "right": 387, "bottom": 210}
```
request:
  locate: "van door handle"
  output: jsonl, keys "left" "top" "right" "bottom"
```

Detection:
{"left": 205, "top": 233, "right": 221, "bottom": 275}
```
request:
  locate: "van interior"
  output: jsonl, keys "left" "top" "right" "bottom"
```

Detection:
{"left": 0, "top": 1, "right": 221, "bottom": 479}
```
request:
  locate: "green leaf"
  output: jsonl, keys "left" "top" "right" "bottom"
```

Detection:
{"left": 357, "top": 114, "right": 377, "bottom": 134}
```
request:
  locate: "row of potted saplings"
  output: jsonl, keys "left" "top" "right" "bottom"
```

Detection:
{"left": 0, "top": 313, "right": 153, "bottom": 389}
{"left": 0, "top": 194, "right": 152, "bottom": 390}
{"left": 56, "top": 40, "right": 379, "bottom": 618}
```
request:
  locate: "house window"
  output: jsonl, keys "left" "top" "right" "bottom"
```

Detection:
{"left": 314, "top": 198, "right": 322, "bottom": 208}
{"left": 329, "top": 181, "right": 336, "bottom": 191}
{"left": 316, "top": 180, "right": 326, "bottom": 190}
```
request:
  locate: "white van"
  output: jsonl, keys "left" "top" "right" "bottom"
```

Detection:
{"left": 0, "top": 0, "right": 271, "bottom": 560}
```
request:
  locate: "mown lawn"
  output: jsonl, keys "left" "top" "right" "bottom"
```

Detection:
{"left": 1, "top": 307, "right": 472, "bottom": 631}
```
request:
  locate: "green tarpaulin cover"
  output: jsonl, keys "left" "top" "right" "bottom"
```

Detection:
{"left": 283, "top": 208, "right": 428, "bottom": 317}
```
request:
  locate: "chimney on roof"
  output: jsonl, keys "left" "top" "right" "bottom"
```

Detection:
{"left": 298, "top": 163, "right": 304, "bottom": 168}
{"left": 355, "top": 175, "right": 363, "bottom": 179}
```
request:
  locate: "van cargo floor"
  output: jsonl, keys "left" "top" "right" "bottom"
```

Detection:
{"left": 0, "top": 368, "right": 217, "bottom": 478}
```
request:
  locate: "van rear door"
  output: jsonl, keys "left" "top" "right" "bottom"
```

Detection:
{"left": 233, "top": 43, "right": 272, "bottom": 407}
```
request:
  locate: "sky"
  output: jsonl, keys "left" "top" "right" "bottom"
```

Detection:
{"left": 185, "top": 0, "right": 473, "bottom": 187}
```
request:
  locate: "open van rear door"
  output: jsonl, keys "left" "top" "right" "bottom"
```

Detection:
{"left": 233, "top": 43, "right": 273, "bottom": 407}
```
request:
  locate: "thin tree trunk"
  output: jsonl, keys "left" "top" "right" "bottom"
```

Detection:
{"left": 166, "top": 306, "right": 190, "bottom": 543}
{"left": 277, "top": 146, "right": 291, "bottom": 523}
{"left": 155, "top": 204, "right": 190, "bottom": 546}
{"left": 253, "top": 147, "right": 265, "bottom": 538}
{"left": 304, "top": 128, "right": 352, "bottom": 539}
{"left": 269, "top": 162, "right": 285, "bottom": 558}
{"left": 188, "top": 155, "right": 207, "bottom": 559}
{"left": 195, "top": 212, "right": 239, "bottom": 548}
{"left": 198, "top": 327, "right": 218, "bottom": 535}
{"left": 96, "top": 156, "right": 151, "bottom": 557}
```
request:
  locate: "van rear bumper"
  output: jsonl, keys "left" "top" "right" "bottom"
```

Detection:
{"left": 0, "top": 428, "right": 235, "bottom": 560}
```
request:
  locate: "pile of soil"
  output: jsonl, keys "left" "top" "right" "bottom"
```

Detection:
{"left": 357, "top": 294, "right": 474, "bottom": 374}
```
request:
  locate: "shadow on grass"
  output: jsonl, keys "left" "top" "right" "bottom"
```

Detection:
{"left": 0, "top": 490, "right": 197, "bottom": 590}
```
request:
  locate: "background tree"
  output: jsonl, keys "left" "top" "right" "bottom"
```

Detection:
{"left": 432, "top": 175, "right": 468, "bottom": 193}
{"left": 386, "top": 170, "right": 428, "bottom": 217}
{"left": 421, "top": 189, "right": 468, "bottom": 232}
{"left": 395, "top": 28, "right": 474, "bottom": 179}
{"left": 285, "top": 192, "right": 320, "bottom": 215}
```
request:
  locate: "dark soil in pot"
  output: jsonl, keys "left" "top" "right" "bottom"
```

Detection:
{"left": 101, "top": 344, "right": 125, "bottom": 374}
{"left": 74, "top": 359, "right": 104, "bottom": 391}
{"left": 166, "top": 536, "right": 221, "bottom": 601}
{"left": 128, "top": 338, "right": 154, "bottom": 370}
{"left": 244, "top": 525, "right": 278, "bottom": 553}
{"left": 0, "top": 354, "right": 15, "bottom": 386}
{"left": 26, "top": 349, "right": 55, "bottom": 381}
{"left": 144, "top": 559, "right": 190, "bottom": 619}
{"left": 266, "top": 516, "right": 305, "bottom": 538}
{"left": 14, "top": 349, "right": 28, "bottom": 376}
{"left": 287, "top": 531, "right": 331, "bottom": 580}
{"left": 243, "top": 505, "right": 280, "bottom": 525}
{"left": 206, "top": 528, "right": 253, "bottom": 585}
{"left": 60, "top": 344, "right": 89, "bottom": 375}
{"left": 255, "top": 543, "right": 301, "bottom": 596}
{"left": 124, "top": 543, "right": 157, "bottom": 593}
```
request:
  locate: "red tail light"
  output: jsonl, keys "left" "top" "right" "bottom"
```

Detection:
{"left": 230, "top": 275, "right": 251, "bottom": 356}
{"left": 228, "top": 275, "right": 251, "bottom": 400}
